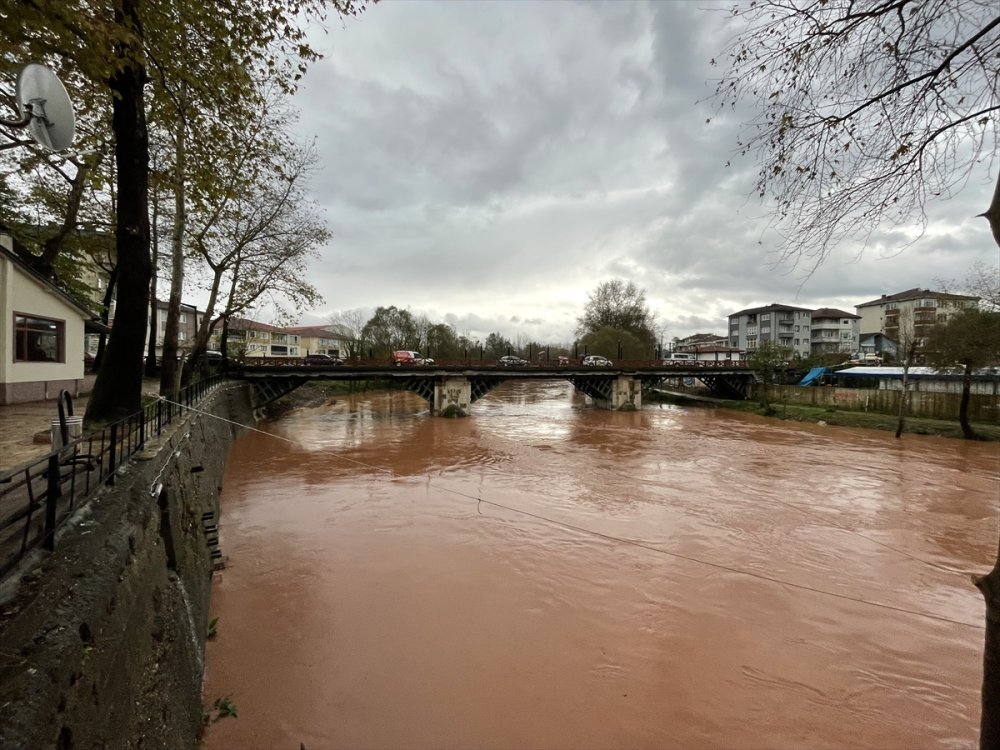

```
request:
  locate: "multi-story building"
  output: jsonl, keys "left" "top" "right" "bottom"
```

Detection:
{"left": 285, "top": 324, "right": 354, "bottom": 357}
{"left": 727, "top": 303, "right": 813, "bottom": 358}
{"left": 673, "top": 333, "right": 743, "bottom": 361}
{"left": 808, "top": 308, "right": 859, "bottom": 356}
{"left": 855, "top": 288, "right": 979, "bottom": 349}
{"left": 216, "top": 318, "right": 301, "bottom": 358}
{"left": 145, "top": 301, "right": 204, "bottom": 361}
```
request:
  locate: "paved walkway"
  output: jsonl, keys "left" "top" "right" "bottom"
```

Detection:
{"left": 0, "top": 376, "right": 160, "bottom": 473}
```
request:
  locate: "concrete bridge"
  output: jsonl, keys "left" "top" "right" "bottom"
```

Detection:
{"left": 230, "top": 360, "right": 756, "bottom": 417}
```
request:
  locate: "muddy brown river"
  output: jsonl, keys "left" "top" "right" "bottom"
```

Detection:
{"left": 202, "top": 381, "right": 998, "bottom": 749}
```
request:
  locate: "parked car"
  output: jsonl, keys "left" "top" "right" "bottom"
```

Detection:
{"left": 582, "top": 355, "right": 613, "bottom": 366}
{"left": 304, "top": 353, "right": 343, "bottom": 366}
{"left": 204, "top": 350, "right": 223, "bottom": 365}
{"left": 391, "top": 350, "right": 426, "bottom": 366}
{"left": 497, "top": 355, "right": 528, "bottom": 367}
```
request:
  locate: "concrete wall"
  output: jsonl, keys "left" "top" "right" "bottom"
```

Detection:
{"left": 0, "top": 384, "right": 252, "bottom": 750}
{"left": 766, "top": 383, "right": 999, "bottom": 422}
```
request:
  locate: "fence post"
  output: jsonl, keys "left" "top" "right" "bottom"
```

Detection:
{"left": 44, "top": 454, "right": 60, "bottom": 551}
{"left": 108, "top": 423, "right": 118, "bottom": 486}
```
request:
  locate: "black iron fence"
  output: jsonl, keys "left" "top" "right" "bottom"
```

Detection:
{"left": 0, "top": 376, "right": 223, "bottom": 581}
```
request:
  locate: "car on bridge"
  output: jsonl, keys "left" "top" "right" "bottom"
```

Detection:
{"left": 304, "top": 353, "right": 343, "bottom": 366}
{"left": 582, "top": 355, "right": 613, "bottom": 366}
{"left": 497, "top": 355, "right": 528, "bottom": 367}
{"left": 392, "top": 350, "right": 431, "bottom": 366}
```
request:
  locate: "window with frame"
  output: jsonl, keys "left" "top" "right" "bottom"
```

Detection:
{"left": 14, "top": 314, "right": 65, "bottom": 362}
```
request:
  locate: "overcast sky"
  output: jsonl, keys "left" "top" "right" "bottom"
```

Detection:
{"left": 284, "top": 0, "right": 997, "bottom": 344}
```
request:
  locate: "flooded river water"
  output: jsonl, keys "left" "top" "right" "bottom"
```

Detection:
{"left": 203, "top": 381, "right": 998, "bottom": 749}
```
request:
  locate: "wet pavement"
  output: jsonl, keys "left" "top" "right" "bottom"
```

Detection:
{"left": 0, "top": 375, "right": 162, "bottom": 472}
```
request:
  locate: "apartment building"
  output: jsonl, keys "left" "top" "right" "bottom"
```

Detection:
{"left": 146, "top": 301, "right": 204, "bottom": 361}
{"left": 727, "top": 304, "right": 813, "bottom": 358}
{"left": 217, "top": 318, "right": 301, "bottom": 357}
{"left": 855, "top": 288, "right": 979, "bottom": 348}
{"left": 809, "top": 308, "right": 859, "bottom": 355}
{"left": 285, "top": 324, "right": 353, "bottom": 357}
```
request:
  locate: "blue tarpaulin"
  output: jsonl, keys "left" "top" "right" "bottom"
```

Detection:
{"left": 798, "top": 367, "right": 828, "bottom": 386}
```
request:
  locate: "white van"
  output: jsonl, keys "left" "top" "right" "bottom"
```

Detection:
{"left": 662, "top": 352, "right": 696, "bottom": 363}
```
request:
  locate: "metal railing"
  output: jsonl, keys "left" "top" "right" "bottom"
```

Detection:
{"left": 0, "top": 375, "right": 223, "bottom": 581}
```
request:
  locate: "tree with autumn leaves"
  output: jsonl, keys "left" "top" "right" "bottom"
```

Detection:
{"left": 1, "top": 0, "right": 368, "bottom": 420}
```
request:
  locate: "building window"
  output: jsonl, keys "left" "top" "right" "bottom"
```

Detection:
{"left": 14, "top": 314, "right": 65, "bottom": 362}
{"left": 180, "top": 313, "right": 187, "bottom": 323}
{"left": 271, "top": 345, "right": 288, "bottom": 356}
{"left": 885, "top": 303, "right": 897, "bottom": 310}
{"left": 760, "top": 313, "right": 770, "bottom": 322}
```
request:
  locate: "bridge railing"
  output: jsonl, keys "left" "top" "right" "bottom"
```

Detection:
{"left": 0, "top": 375, "right": 223, "bottom": 582}
{"left": 237, "top": 356, "right": 752, "bottom": 369}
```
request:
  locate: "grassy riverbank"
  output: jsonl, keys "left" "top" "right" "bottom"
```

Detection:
{"left": 650, "top": 390, "right": 1000, "bottom": 441}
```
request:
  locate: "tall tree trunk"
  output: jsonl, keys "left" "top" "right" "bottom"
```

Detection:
{"left": 960, "top": 364, "right": 976, "bottom": 440}
{"left": 978, "top": 530, "right": 1000, "bottom": 750}
{"left": 180, "top": 263, "right": 224, "bottom": 386}
{"left": 93, "top": 265, "right": 118, "bottom": 371}
{"left": 894, "top": 338, "right": 918, "bottom": 439}
{"left": 220, "top": 315, "right": 230, "bottom": 363}
{"left": 894, "top": 365, "right": 909, "bottom": 438}
{"left": 159, "top": 116, "right": 186, "bottom": 398}
{"left": 144, "top": 174, "right": 159, "bottom": 377}
{"left": 85, "top": 0, "right": 151, "bottom": 425}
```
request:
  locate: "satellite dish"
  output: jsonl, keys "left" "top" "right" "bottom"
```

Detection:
{"left": 13, "top": 63, "right": 76, "bottom": 151}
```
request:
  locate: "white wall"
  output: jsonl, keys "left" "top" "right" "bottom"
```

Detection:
{"left": 1, "top": 252, "right": 85, "bottom": 386}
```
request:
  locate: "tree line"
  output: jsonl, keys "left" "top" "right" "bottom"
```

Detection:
{"left": 328, "top": 279, "right": 664, "bottom": 362}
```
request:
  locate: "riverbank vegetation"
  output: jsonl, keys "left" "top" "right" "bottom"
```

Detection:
{"left": 649, "top": 390, "right": 1000, "bottom": 441}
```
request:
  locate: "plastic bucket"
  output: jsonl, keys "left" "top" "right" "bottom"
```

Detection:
{"left": 50, "top": 416, "right": 83, "bottom": 449}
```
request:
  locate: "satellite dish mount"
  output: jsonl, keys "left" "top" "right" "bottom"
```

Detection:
{"left": 1, "top": 63, "right": 76, "bottom": 152}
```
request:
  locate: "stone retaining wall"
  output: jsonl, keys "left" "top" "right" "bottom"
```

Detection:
{"left": 0, "top": 384, "right": 252, "bottom": 750}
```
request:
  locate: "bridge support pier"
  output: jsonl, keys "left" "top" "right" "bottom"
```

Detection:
{"left": 432, "top": 377, "right": 472, "bottom": 417}
{"left": 594, "top": 376, "right": 641, "bottom": 411}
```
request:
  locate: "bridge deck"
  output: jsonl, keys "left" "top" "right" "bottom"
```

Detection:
{"left": 232, "top": 360, "right": 754, "bottom": 381}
